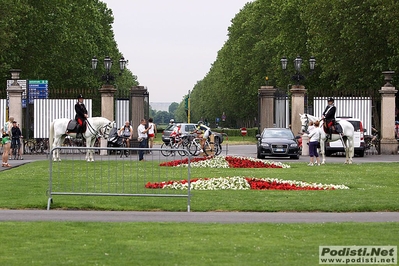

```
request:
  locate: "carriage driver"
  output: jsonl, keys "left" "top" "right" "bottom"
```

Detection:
{"left": 321, "top": 97, "right": 336, "bottom": 139}
{"left": 75, "top": 94, "right": 88, "bottom": 138}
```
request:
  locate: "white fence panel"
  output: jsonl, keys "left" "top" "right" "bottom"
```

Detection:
{"left": 313, "top": 97, "right": 372, "bottom": 133}
{"left": 115, "top": 99, "right": 129, "bottom": 128}
{"left": 275, "top": 97, "right": 290, "bottom": 128}
{"left": 34, "top": 99, "right": 92, "bottom": 138}
{"left": 0, "top": 99, "right": 6, "bottom": 130}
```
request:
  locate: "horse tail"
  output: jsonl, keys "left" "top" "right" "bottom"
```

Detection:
{"left": 49, "top": 120, "right": 54, "bottom": 151}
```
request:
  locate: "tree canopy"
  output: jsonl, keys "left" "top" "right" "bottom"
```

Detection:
{"left": 187, "top": 0, "right": 399, "bottom": 127}
{"left": 0, "top": 0, "right": 138, "bottom": 106}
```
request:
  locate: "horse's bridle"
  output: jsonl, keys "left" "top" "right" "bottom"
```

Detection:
{"left": 302, "top": 114, "right": 309, "bottom": 132}
{"left": 86, "top": 121, "right": 113, "bottom": 139}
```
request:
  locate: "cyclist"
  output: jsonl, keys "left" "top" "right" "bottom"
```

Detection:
{"left": 194, "top": 121, "right": 212, "bottom": 152}
{"left": 118, "top": 121, "right": 133, "bottom": 148}
{"left": 11, "top": 121, "right": 23, "bottom": 159}
{"left": 170, "top": 123, "right": 183, "bottom": 146}
{"left": 75, "top": 94, "right": 88, "bottom": 138}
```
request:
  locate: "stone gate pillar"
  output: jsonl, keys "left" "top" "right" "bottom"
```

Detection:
{"left": 99, "top": 84, "right": 116, "bottom": 154}
{"left": 130, "top": 86, "right": 147, "bottom": 139}
{"left": 379, "top": 71, "right": 398, "bottom": 155}
{"left": 258, "top": 86, "right": 276, "bottom": 131}
{"left": 7, "top": 69, "right": 24, "bottom": 131}
{"left": 290, "top": 85, "right": 306, "bottom": 135}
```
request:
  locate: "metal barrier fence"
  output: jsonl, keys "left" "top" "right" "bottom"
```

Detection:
{"left": 47, "top": 146, "right": 192, "bottom": 211}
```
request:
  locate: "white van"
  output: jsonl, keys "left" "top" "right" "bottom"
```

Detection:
{"left": 325, "top": 118, "right": 366, "bottom": 157}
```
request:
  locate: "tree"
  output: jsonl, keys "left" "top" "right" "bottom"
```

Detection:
{"left": 0, "top": 0, "right": 138, "bottom": 103}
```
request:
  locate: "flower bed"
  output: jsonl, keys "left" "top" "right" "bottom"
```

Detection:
{"left": 145, "top": 177, "right": 349, "bottom": 190}
{"left": 160, "top": 156, "right": 290, "bottom": 169}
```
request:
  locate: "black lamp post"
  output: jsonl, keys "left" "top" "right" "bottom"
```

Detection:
{"left": 281, "top": 55, "right": 316, "bottom": 85}
{"left": 143, "top": 89, "right": 149, "bottom": 119}
{"left": 92, "top": 56, "right": 127, "bottom": 84}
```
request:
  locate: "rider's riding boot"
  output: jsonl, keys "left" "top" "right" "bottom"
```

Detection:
{"left": 76, "top": 125, "right": 82, "bottom": 138}
{"left": 328, "top": 127, "right": 332, "bottom": 140}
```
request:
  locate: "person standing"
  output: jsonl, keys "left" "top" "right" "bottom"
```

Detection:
{"left": 11, "top": 121, "right": 23, "bottom": 160}
{"left": 2, "top": 116, "right": 14, "bottom": 167}
{"left": 321, "top": 98, "right": 336, "bottom": 139}
{"left": 137, "top": 118, "right": 150, "bottom": 161}
{"left": 308, "top": 120, "right": 322, "bottom": 166}
{"left": 147, "top": 118, "right": 157, "bottom": 154}
{"left": 75, "top": 94, "right": 88, "bottom": 138}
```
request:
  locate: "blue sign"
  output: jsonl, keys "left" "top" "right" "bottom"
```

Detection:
{"left": 28, "top": 80, "right": 48, "bottom": 104}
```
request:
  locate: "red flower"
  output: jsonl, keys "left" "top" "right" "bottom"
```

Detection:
{"left": 225, "top": 156, "right": 283, "bottom": 168}
{"left": 245, "top": 178, "right": 328, "bottom": 190}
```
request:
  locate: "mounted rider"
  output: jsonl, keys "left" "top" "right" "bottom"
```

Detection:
{"left": 321, "top": 97, "right": 336, "bottom": 139}
{"left": 75, "top": 94, "right": 88, "bottom": 138}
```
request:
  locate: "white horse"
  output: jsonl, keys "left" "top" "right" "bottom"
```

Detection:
{"left": 299, "top": 113, "right": 355, "bottom": 164}
{"left": 49, "top": 117, "right": 115, "bottom": 162}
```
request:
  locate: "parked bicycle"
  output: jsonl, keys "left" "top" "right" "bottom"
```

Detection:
{"left": 24, "top": 138, "right": 49, "bottom": 155}
{"left": 364, "top": 128, "right": 380, "bottom": 153}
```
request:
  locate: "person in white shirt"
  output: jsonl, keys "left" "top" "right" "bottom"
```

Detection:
{"left": 137, "top": 118, "right": 151, "bottom": 161}
{"left": 308, "top": 120, "right": 322, "bottom": 166}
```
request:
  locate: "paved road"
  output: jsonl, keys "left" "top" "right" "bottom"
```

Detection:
{"left": 2, "top": 144, "right": 398, "bottom": 171}
{"left": 0, "top": 210, "right": 398, "bottom": 223}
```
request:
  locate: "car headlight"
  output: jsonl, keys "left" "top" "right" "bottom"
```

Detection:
{"left": 261, "top": 142, "right": 270, "bottom": 147}
{"left": 290, "top": 143, "right": 298, "bottom": 148}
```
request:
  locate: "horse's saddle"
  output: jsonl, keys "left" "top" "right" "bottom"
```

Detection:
{"left": 66, "top": 120, "right": 86, "bottom": 134}
{"left": 323, "top": 122, "right": 342, "bottom": 135}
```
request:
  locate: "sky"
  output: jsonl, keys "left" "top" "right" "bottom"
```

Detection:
{"left": 102, "top": 0, "right": 252, "bottom": 103}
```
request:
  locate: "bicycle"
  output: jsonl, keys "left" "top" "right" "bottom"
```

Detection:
{"left": 161, "top": 137, "right": 187, "bottom": 157}
{"left": 187, "top": 134, "right": 221, "bottom": 156}
{"left": 364, "top": 129, "right": 380, "bottom": 154}
{"left": 119, "top": 136, "right": 130, "bottom": 157}
{"left": 11, "top": 137, "right": 23, "bottom": 160}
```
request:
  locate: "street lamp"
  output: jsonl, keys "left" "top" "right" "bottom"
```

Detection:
{"left": 143, "top": 89, "right": 149, "bottom": 119}
{"left": 92, "top": 56, "right": 127, "bottom": 84}
{"left": 281, "top": 55, "right": 316, "bottom": 85}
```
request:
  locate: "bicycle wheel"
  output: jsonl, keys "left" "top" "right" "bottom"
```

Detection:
{"left": 13, "top": 144, "right": 18, "bottom": 160}
{"left": 160, "top": 143, "right": 172, "bottom": 157}
{"left": 177, "top": 142, "right": 188, "bottom": 156}
{"left": 120, "top": 141, "right": 128, "bottom": 157}
{"left": 188, "top": 142, "right": 199, "bottom": 156}
{"left": 214, "top": 143, "right": 222, "bottom": 156}
{"left": 203, "top": 141, "right": 215, "bottom": 156}
{"left": 24, "top": 140, "right": 35, "bottom": 154}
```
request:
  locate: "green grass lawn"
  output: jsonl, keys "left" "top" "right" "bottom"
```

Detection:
{"left": 0, "top": 160, "right": 398, "bottom": 212}
{"left": 0, "top": 222, "right": 397, "bottom": 265}
{"left": 1, "top": 160, "right": 398, "bottom": 266}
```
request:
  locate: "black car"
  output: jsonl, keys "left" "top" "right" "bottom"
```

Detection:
{"left": 162, "top": 123, "right": 224, "bottom": 145}
{"left": 256, "top": 128, "right": 300, "bottom": 159}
